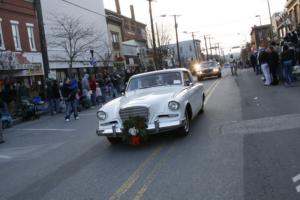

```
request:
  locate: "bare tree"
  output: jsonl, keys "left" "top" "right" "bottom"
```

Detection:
{"left": 49, "top": 14, "right": 106, "bottom": 75}
{"left": 147, "top": 23, "right": 172, "bottom": 68}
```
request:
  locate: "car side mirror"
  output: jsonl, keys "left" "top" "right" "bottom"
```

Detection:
{"left": 185, "top": 81, "right": 193, "bottom": 87}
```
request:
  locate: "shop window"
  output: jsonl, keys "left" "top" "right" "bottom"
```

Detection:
{"left": 26, "top": 23, "right": 36, "bottom": 51}
{"left": 10, "top": 21, "right": 22, "bottom": 51}
{"left": 0, "top": 19, "right": 5, "bottom": 50}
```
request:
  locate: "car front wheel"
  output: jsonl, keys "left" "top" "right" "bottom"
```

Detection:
{"left": 106, "top": 137, "right": 122, "bottom": 144}
{"left": 178, "top": 110, "right": 191, "bottom": 136}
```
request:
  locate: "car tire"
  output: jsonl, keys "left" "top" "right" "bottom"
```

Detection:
{"left": 197, "top": 77, "right": 203, "bottom": 81}
{"left": 178, "top": 109, "right": 191, "bottom": 136}
{"left": 106, "top": 137, "right": 122, "bottom": 144}
{"left": 218, "top": 73, "right": 222, "bottom": 78}
{"left": 199, "top": 94, "right": 205, "bottom": 114}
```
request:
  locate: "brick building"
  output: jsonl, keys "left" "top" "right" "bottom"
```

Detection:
{"left": 0, "top": 0, "right": 44, "bottom": 93}
{"left": 250, "top": 25, "right": 272, "bottom": 51}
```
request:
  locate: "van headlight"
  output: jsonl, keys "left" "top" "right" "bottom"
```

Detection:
{"left": 168, "top": 101, "right": 180, "bottom": 111}
{"left": 97, "top": 111, "right": 107, "bottom": 120}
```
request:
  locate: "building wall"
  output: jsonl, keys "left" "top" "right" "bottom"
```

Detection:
{"left": 40, "top": 0, "right": 109, "bottom": 70}
{"left": 0, "top": 0, "right": 41, "bottom": 52}
{"left": 286, "top": 0, "right": 300, "bottom": 28}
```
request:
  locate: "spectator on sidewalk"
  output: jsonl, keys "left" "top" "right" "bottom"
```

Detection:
{"left": 89, "top": 75, "right": 97, "bottom": 106}
{"left": 267, "top": 46, "right": 279, "bottom": 85}
{"left": 46, "top": 80, "right": 55, "bottom": 115}
{"left": 250, "top": 53, "right": 257, "bottom": 72}
{"left": 258, "top": 47, "right": 272, "bottom": 86}
{"left": 281, "top": 44, "right": 296, "bottom": 86}
{"left": 81, "top": 74, "right": 90, "bottom": 100}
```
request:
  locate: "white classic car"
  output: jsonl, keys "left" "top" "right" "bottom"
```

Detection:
{"left": 96, "top": 68, "right": 205, "bottom": 144}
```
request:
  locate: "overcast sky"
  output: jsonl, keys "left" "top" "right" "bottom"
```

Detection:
{"left": 103, "top": 0, "right": 286, "bottom": 53}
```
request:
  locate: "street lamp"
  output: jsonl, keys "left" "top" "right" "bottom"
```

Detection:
{"left": 255, "top": 15, "right": 262, "bottom": 25}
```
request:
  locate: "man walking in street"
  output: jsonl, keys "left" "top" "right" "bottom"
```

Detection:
{"left": 62, "top": 78, "right": 79, "bottom": 122}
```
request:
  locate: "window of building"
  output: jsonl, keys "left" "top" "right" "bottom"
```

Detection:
{"left": 111, "top": 31, "right": 120, "bottom": 50}
{"left": 111, "top": 32, "right": 119, "bottom": 43}
{"left": 11, "top": 21, "right": 22, "bottom": 50}
{"left": 0, "top": 19, "right": 5, "bottom": 49}
{"left": 26, "top": 23, "right": 36, "bottom": 51}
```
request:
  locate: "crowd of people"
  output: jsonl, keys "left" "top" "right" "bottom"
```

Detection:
{"left": 0, "top": 68, "right": 139, "bottom": 124}
{"left": 250, "top": 31, "right": 300, "bottom": 87}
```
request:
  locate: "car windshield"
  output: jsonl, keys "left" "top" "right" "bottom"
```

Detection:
{"left": 127, "top": 72, "right": 182, "bottom": 91}
{"left": 200, "top": 62, "right": 217, "bottom": 68}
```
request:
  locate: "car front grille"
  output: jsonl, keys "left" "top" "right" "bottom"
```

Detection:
{"left": 203, "top": 69, "right": 212, "bottom": 73}
{"left": 119, "top": 106, "right": 149, "bottom": 123}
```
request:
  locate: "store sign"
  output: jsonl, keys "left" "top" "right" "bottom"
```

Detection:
{"left": 0, "top": 51, "right": 40, "bottom": 70}
{"left": 14, "top": 64, "right": 44, "bottom": 77}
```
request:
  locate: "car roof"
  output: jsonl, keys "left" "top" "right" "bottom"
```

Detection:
{"left": 130, "top": 68, "right": 188, "bottom": 79}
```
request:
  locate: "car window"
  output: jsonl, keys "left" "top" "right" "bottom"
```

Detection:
{"left": 183, "top": 72, "right": 192, "bottom": 86}
{"left": 127, "top": 72, "right": 182, "bottom": 91}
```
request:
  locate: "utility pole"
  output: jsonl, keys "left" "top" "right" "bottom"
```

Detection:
{"left": 203, "top": 35, "right": 209, "bottom": 61}
{"left": 35, "top": 0, "right": 50, "bottom": 79}
{"left": 267, "top": 0, "right": 274, "bottom": 40}
{"left": 156, "top": 22, "right": 161, "bottom": 66}
{"left": 208, "top": 36, "right": 213, "bottom": 60}
{"left": 147, "top": 0, "right": 158, "bottom": 70}
{"left": 171, "top": 14, "right": 182, "bottom": 67}
{"left": 191, "top": 32, "right": 199, "bottom": 62}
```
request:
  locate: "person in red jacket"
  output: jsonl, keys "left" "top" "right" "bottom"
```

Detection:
{"left": 89, "top": 75, "right": 97, "bottom": 106}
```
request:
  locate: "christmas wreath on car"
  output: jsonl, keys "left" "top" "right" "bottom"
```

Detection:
{"left": 121, "top": 116, "right": 149, "bottom": 145}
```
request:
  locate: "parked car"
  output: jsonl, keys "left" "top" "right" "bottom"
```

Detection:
{"left": 196, "top": 61, "right": 222, "bottom": 81}
{"left": 96, "top": 68, "right": 205, "bottom": 144}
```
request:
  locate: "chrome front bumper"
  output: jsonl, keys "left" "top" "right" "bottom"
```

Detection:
{"left": 96, "top": 120, "right": 184, "bottom": 137}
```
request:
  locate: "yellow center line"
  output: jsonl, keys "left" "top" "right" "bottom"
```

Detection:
{"left": 133, "top": 144, "right": 177, "bottom": 200}
{"left": 204, "top": 78, "right": 222, "bottom": 106}
{"left": 108, "top": 146, "right": 163, "bottom": 200}
{"left": 204, "top": 79, "right": 219, "bottom": 95}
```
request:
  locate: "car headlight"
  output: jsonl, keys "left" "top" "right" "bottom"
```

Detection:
{"left": 97, "top": 111, "right": 107, "bottom": 120}
{"left": 213, "top": 68, "right": 219, "bottom": 72}
{"left": 168, "top": 101, "right": 180, "bottom": 111}
{"left": 197, "top": 71, "right": 203, "bottom": 75}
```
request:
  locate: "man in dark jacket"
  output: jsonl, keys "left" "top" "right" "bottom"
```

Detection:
{"left": 62, "top": 78, "right": 79, "bottom": 121}
{"left": 267, "top": 46, "right": 279, "bottom": 85}
{"left": 281, "top": 44, "right": 296, "bottom": 86}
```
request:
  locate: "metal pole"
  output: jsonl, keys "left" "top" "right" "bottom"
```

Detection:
{"left": 204, "top": 35, "right": 209, "bottom": 61}
{"left": 267, "top": 0, "right": 274, "bottom": 40}
{"left": 191, "top": 33, "right": 199, "bottom": 62}
{"left": 208, "top": 37, "right": 213, "bottom": 60}
{"left": 174, "top": 15, "right": 182, "bottom": 67}
{"left": 147, "top": 0, "right": 158, "bottom": 70}
{"left": 156, "top": 23, "right": 161, "bottom": 67}
{"left": 35, "top": 0, "right": 50, "bottom": 78}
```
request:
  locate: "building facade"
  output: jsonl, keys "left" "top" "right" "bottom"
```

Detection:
{"left": 0, "top": 0, "right": 44, "bottom": 93}
{"left": 106, "top": 1, "right": 148, "bottom": 72}
{"left": 286, "top": 0, "right": 300, "bottom": 29}
{"left": 166, "top": 40, "right": 201, "bottom": 68}
{"left": 250, "top": 25, "right": 272, "bottom": 50}
{"left": 40, "top": 0, "right": 109, "bottom": 80}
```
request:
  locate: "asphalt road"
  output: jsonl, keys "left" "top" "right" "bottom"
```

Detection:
{"left": 0, "top": 68, "right": 300, "bottom": 200}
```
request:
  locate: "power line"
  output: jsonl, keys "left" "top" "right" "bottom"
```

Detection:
{"left": 61, "top": 0, "right": 106, "bottom": 17}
